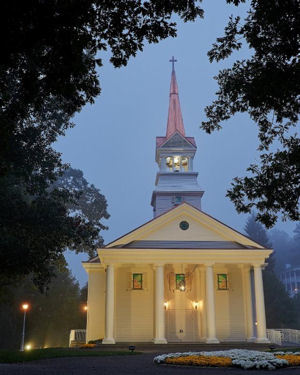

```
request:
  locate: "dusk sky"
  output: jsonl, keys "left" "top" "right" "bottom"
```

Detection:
{"left": 55, "top": 1, "right": 296, "bottom": 286}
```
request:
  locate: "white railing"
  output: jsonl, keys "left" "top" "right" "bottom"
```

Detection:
{"left": 69, "top": 329, "right": 86, "bottom": 347}
{"left": 267, "top": 329, "right": 282, "bottom": 345}
{"left": 267, "top": 329, "right": 300, "bottom": 346}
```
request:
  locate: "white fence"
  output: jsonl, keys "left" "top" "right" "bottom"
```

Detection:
{"left": 69, "top": 329, "right": 86, "bottom": 347}
{"left": 267, "top": 329, "right": 300, "bottom": 346}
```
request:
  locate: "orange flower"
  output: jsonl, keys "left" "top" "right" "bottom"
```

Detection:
{"left": 275, "top": 354, "right": 300, "bottom": 366}
{"left": 165, "top": 355, "right": 232, "bottom": 367}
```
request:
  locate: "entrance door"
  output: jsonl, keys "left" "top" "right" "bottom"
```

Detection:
{"left": 166, "top": 309, "right": 198, "bottom": 342}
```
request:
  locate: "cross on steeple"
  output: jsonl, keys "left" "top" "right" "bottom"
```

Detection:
{"left": 169, "top": 56, "right": 177, "bottom": 71}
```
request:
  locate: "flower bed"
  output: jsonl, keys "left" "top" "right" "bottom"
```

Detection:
{"left": 154, "top": 349, "right": 300, "bottom": 370}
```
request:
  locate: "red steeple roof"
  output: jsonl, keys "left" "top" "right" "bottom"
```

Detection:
{"left": 166, "top": 63, "right": 185, "bottom": 138}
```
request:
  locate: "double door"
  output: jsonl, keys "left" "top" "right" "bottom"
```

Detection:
{"left": 166, "top": 308, "right": 199, "bottom": 342}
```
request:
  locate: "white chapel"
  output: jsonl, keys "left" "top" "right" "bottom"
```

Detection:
{"left": 83, "top": 60, "right": 272, "bottom": 344}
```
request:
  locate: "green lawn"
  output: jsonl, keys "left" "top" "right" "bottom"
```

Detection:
{"left": 0, "top": 348, "right": 140, "bottom": 363}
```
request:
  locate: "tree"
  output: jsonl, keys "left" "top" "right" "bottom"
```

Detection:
{"left": 0, "top": 168, "right": 109, "bottom": 290}
{"left": 263, "top": 271, "right": 297, "bottom": 328}
{"left": 269, "top": 229, "right": 295, "bottom": 274}
{"left": 0, "top": 1, "right": 204, "bottom": 177}
{"left": 53, "top": 168, "right": 109, "bottom": 240}
{"left": 244, "top": 213, "right": 272, "bottom": 248}
{"left": 0, "top": 1, "right": 204, "bottom": 288}
{"left": 244, "top": 213, "right": 274, "bottom": 271}
{"left": 202, "top": 0, "right": 300, "bottom": 227}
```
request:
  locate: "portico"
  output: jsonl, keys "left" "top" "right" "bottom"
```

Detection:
{"left": 83, "top": 204, "right": 272, "bottom": 344}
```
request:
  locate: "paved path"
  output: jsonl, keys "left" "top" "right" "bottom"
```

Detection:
{"left": 0, "top": 353, "right": 299, "bottom": 375}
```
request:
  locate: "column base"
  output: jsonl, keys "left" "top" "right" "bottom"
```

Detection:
{"left": 205, "top": 338, "right": 220, "bottom": 344}
{"left": 255, "top": 337, "right": 270, "bottom": 344}
{"left": 153, "top": 338, "right": 168, "bottom": 344}
{"left": 247, "top": 336, "right": 256, "bottom": 342}
{"left": 102, "top": 338, "right": 115, "bottom": 344}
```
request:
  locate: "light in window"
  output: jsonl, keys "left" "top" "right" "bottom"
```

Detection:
{"left": 182, "top": 157, "right": 188, "bottom": 171}
{"left": 132, "top": 273, "right": 143, "bottom": 289}
{"left": 166, "top": 157, "right": 173, "bottom": 170}
{"left": 174, "top": 156, "right": 180, "bottom": 171}
{"left": 217, "top": 274, "right": 228, "bottom": 290}
{"left": 176, "top": 274, "right": 185, "bottom": 291}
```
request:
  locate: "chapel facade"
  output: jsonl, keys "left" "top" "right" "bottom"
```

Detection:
{"left": 83, "top": 60, "right": 272, "bottom": 344}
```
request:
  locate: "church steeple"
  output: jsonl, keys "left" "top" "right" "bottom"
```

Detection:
{"left": 166, "top": 57, "right": 185, "bottom": 138}
{"left": 151, "top": 58, "right": 204, "bottom": 217}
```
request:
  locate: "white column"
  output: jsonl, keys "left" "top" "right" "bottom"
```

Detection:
{"left": 253, "top": 265, "right": 269, "bottom": 343}
{"left": 102, "top": 264, "right": 115, "bottom": 344}
{"left": 205, "top": 264, "right": 219, "bottom": 343}
{"left": 154, "top": 264, "right": 167, "bottom": 344}
{"left": 241, "top": 265, "right": 255, "bottom": 341}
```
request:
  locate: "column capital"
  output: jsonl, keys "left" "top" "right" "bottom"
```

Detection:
{"left": 153, "top": 263, "right": 165, "bottom": 269}
{"left": 252, "top": 263, "right": 264, "bottom": 269}
{"left": 204, "top": 262, "right": 215, "bottom": 267}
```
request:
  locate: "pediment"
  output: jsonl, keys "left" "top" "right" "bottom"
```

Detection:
{"left": 105, "top": 203, "right": 267, "bottom": 250}
{"left": 159, "top": 133, "right": 195, "bottom": 149}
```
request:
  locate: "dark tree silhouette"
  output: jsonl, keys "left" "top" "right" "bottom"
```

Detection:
{"left": 203, "top": 0, "right": 300, "bottom": 227}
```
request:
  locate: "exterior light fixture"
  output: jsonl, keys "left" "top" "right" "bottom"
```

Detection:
{"left": 193, "top": 302, "right": 199, "bottom": 310}
{"left": 255, "top": 321, "right": 258, "bottom": 326}
{"left": 164, "top": 302, "right": 169, "bottom": 310}
{"left": 129, "top": 345, "right": 135, "bottom": 352}
{"left": 83, "top": 305, "right": 88, "bottom": 312}
{"left": 25, "top": 344, "right": 32, "bottom": 351}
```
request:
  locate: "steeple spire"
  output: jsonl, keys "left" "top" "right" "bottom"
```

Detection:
{"left": 166, "top": 57, "right": 185, "bottom": 138}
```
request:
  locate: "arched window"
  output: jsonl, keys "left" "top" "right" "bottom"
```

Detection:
{"left": 166, "top": 157, "right": 173, "bottom": 171}
{"left": 182, "top": 157, "right": 188, "bottom": 171}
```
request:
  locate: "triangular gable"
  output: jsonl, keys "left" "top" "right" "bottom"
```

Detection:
{"left": 105, "top": 203, "right": 267, "bottom": 249}
{"left": 159, "top": 132, "right": 196, "bottom": 149}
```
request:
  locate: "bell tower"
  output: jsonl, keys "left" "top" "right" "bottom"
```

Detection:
{"left": 151, "top": 58, "right": 204, "bottom": 217}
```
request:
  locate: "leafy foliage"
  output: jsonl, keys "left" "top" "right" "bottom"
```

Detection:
{"left": 0, "top": 168, "right": 108, "bottom": 289}
{"left": 53, "top": 168, "right": 110, "bottom": 247}
{"left": 0, "top": 0, "right": 204, "bottom": 176}
{"left": 203, "top": 0, "right": 300, "bottom": 227}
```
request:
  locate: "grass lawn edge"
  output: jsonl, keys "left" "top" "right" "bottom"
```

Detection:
{"left": 0, "top": 348, "right": 141, "bottom": 363}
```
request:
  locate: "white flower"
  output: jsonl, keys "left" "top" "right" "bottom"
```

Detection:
{"left": 153, "top": 349, "right": 290, "bottom": 370}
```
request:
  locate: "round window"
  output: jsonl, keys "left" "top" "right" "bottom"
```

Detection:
{"left": 179, "top": 221, "right": 189, "bottom": 230}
